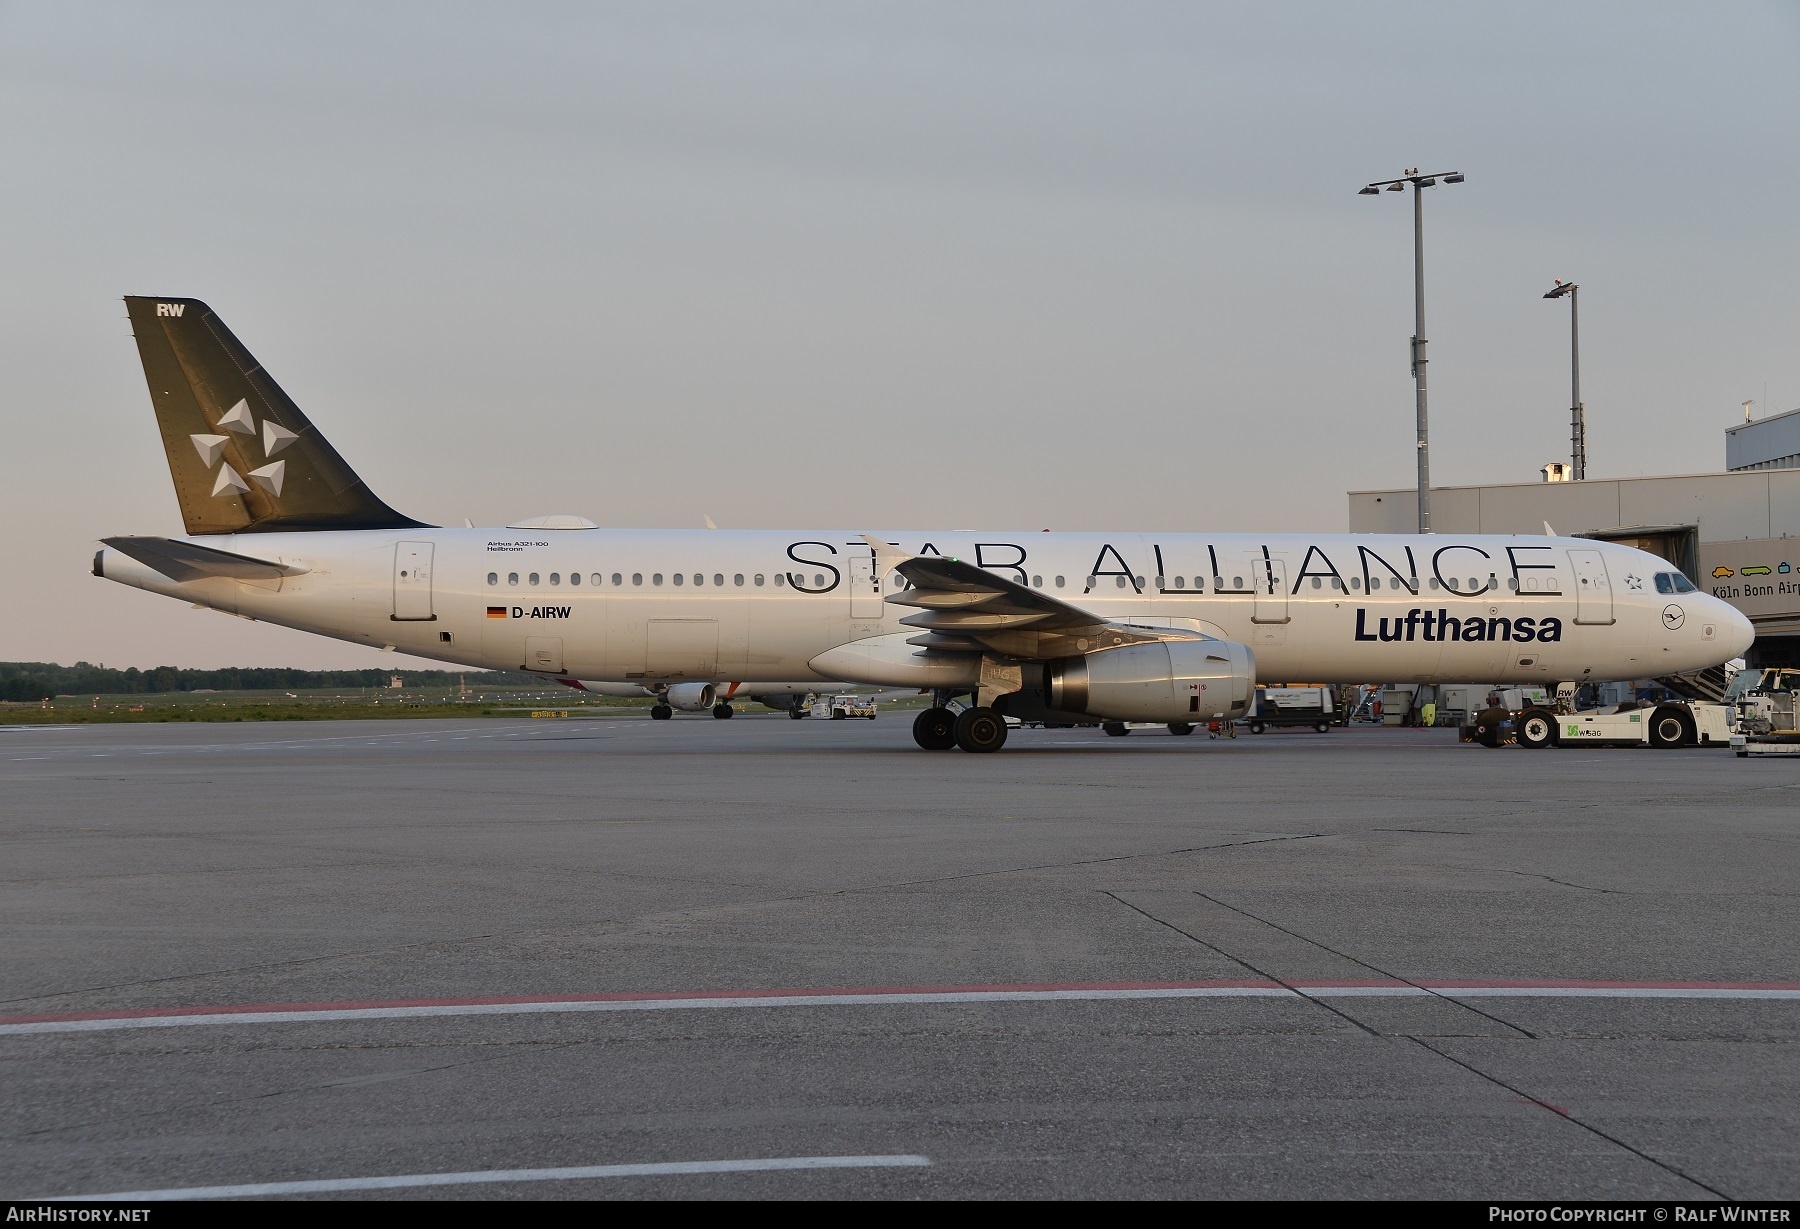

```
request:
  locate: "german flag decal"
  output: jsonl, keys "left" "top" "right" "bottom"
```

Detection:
{"left": 486, "top": 606, "right": 508, "bottom": 619}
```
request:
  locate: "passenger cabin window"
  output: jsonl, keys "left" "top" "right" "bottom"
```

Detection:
{"left": 1054, "top": 576, "right": 1065, "bottom": 588}
{"left": 569, "top": 572, "right": 580, "bottom": 586}
{"left": 508, "top": 573, "right": 519, "bottom": 586}
{"left": 755, "top": 574, "right": 765, "bottom": 586}
{"left": 673, "top": 573, "right": 684, "bottom": 585}
{"left": 487, "top": 572, "right": 498, "bottom": 586}
{"left": 632, "top": 573, "right": 643, "bottom": 586}
{"left": 611, "top": 573, "right": 621, "bottom": 586}
{"left": 653, "top": 573, "right": 664, "bottom": 585}
{"left": 550, "top": 573, "right": 560, "bottom": 585}
{"left": 714, "top": 574, "right": 724, "bottom": 586}
{"left": 734, "top": 574, "right": 744, "bottom": 586}
{"left": 1032, "top": 575, "right": 1043, "bottom": 588}
{"left": 1194, "top": 577, "right": 1205, "bottom": 590}
{"left": 529, "top": 572, "right": 540, "bottom": 586}
{"left": 774, "top": 574, "right": 785, "bottom": 587}
{"left": 1172, "top": 576, "right": 1185, "bottom": 589}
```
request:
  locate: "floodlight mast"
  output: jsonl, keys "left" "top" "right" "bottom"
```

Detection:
{"left": 1359, "top": 170, "right": 1465, "bottom": 533}
{"left": 1543, "top": 280, "right": 1585, "bottom": 481}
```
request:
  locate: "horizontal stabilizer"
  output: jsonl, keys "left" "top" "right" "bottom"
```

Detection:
{"left": 101, "top": 536, "right": 308, "bottom": 583}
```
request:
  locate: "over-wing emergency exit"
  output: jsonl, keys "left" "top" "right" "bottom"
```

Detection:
{"left": 94, "top": 297, "right": 1754, "bottom": 751}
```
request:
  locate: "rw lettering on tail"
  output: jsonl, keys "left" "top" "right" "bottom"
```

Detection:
{"left": 155, "top": 303, "right": 185, "bottom": 317}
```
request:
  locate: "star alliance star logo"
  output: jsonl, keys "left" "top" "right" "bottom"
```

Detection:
{"left": 190, "top": 400, "right": 297, "bottom": 499}
{"left": 1624, "top": 574, "right": 1644, "bottom": 590}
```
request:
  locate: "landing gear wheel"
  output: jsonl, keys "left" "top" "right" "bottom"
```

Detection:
{"left": 1649, "top": 706, "right": 1694, "bottom": 748}
{"left": 1314, "top": 721, "right": 1331, "bottom": 734}
{"left": 712, "top": 703, "right": 734, "bottom": 719}
{"left": 788, "top": 706, "right": 806, "bottom": 720}
{"left": 911, "top": 707, "right": 957, "bottom": 750}
{"left": 1517, "top": 708, "right": 1555, "bottom": 749}
{"left": 1102, "top": 721, "right": 1129, "bottom": 737}
{"left": 1167, "top": 722, "right": 1196, "bottom": 736}
{"left": 1247, "top": 720, "right": 1266, "bottom": 734}
{"left": 1473, "top": 708, "right": 1506, "bottom": 747}
{"left": 650, "top": 705, "right": 673, "bottom": 721}
{"left": 953, "top": 706, "right": 1008, "bottom": 753}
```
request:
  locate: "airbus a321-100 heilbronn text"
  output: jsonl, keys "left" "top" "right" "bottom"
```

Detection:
{"left": 95, "top": 297, "right": 1753, "bottom": 753}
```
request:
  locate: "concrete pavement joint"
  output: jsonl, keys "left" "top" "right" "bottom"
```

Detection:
{"left": 1408, "top": 1036, "right": 1731, "bottom": 1201}
{"left": 1100, "top": 891, "right": 1383, "bottom": 1038}
{"left": 1190, "top": 891, "right": 1539, "bottom": 1040}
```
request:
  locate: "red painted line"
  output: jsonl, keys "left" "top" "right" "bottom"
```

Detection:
{"left": 5, "top": 977, "right": 1798, "bottom": 1029}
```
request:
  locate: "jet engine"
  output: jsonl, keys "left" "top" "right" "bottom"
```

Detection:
{"left": 664, "top": 682, "right": 718, "bottom": 711}
{"left": 1046, "top": 640, "right": 1255, "bottom": 722}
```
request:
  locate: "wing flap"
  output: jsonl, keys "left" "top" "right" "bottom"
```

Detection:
{"left": 859, "top": 534, "right": 1214, "bottom": 662}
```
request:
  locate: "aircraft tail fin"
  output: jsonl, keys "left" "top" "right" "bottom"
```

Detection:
{"left": 123, "top": 296, "right": 427, "bottom": 535}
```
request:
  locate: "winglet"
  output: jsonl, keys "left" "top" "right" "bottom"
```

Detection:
{"left": 859, "top": 533, "right": 913, "bottom": 573}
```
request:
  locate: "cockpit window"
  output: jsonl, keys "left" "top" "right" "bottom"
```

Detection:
{"left": 1655, "top": 572, "right": 1697, "bottom": 595}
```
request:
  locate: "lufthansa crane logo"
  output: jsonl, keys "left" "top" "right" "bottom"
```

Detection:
{"left": 1662, "top": 604, "right": 1685, "bottom": 630}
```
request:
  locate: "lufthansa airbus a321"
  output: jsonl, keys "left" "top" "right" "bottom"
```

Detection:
{"left": 94, "top": 297, "right": 1753, "bottom": 752}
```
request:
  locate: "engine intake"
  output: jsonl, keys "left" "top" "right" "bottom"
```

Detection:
{"left": 664, "top": 682, "right": 718, "bottom": 711}
{"left": 1047, "top": 640, "right": 1255, "bottom": 722}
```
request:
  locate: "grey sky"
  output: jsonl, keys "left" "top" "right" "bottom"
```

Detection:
{"left": 3, "top": 1, "right": 1795, "bottom": 669}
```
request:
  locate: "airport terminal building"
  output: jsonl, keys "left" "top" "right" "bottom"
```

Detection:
{"left": 1350, "top": 411, "right": 1800, "bottom": 666}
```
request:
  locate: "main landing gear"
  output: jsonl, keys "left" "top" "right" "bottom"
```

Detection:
{"left": 911, "top": 707, "right": 957, "bottom": 750}
{"left": 953, "top": 707, "right": 1007, "bottom": 753}
{"left": 910, "top": 705, "right": 1007, "bottom": 752}
{"left": 712, "top": 703, "right": 734, "bottom": 719}
{"left": 650, "top": 704, "right": 673, "bottom": 720}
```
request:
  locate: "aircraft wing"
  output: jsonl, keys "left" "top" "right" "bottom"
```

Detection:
{"left": 862, "top": 535, "right": 1202, "bottom": 661}
{"left": 101, "top": 536, "right": 309, "bottom": 583}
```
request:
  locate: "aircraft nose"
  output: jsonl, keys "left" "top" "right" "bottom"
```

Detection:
{"left": 1719, "top": 600, "right": 1755, "bottom": 659}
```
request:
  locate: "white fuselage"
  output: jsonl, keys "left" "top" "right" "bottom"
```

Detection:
{"left": 98, "top": 527, "right": 1754, "bottom": 686}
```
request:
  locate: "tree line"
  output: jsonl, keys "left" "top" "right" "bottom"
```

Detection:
{"left": 0, "top": 662, "right": 539, "bottom": 700}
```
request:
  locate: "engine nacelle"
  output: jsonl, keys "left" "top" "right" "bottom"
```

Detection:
{"left": 664, "top": 682, "right": 718, "bottom": 711}
{"left": 753, "top": 692, "right": 810, "bottom": 711}
{"left": 1046, "top": 639, "right": 1255, "bottom": 723}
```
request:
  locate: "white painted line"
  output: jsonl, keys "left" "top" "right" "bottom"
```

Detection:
{"left": 54, "top": 1153, "right": 932, "bottom": 1200}
{"left": 1444, "top": 986, "right": 1800, "bottom": 999}
{"left": 0, "top": 988, "right": 1295, "bottom": 1035}
{"left": 8, "top": 983, "right": 1800, "bottom": 1037}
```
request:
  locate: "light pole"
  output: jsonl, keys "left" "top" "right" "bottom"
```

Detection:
{"left": 1359, "top": 169, "right": 1466, "bottom": 533}
{"left": 1544, "top": 280, "right": 1584, "bottom": 480}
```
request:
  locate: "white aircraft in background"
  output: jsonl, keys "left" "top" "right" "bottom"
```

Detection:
{"left": 563, "top": 677, "right": 840, "bottom": 720}
{"left": 95, "top": 297, "right": 1752, "bottom": 752}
